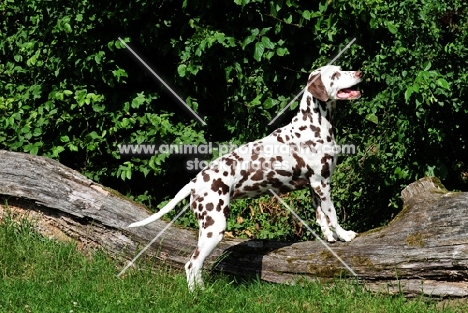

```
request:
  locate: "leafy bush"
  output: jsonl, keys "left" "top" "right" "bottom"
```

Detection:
{"left": 1, "top": 0, "right": 467, "bottom": 240}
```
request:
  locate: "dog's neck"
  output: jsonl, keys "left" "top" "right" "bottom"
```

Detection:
{"left": 297, "top": 91, "right": 336, "bottom": 126}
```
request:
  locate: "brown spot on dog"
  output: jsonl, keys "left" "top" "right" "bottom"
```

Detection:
{"left": 307, "top": 74, "right": 328, "bottom": 102}
{"left": 244, "top": 184, "right": 260, "bottom": 191}
{"left": 216, "top": 199, "right": 224, "bottom": 212}
{"left": 207, "top": 232, "right": 213, "bottom": 238}
{"left": 315, "top": 186, "right": 324, "bottom": 197}
{"left": 276, "top": 170, "right": 292, "bottom": 177}
{"left": 223, "top": 171, "right": 228, "bottom": 176}
{"left": 291, "top": 177, "right": 308, "bottom": 188}
{"left": 279, "top": 185, "right": 292, "bottom": 194}
{"left": 266, "top": 171, "right": 276, "bottom": 180}
{"left": 295, "top": 132, "right": 301, "bottom": 138}
{"left": 204, "top": 215, "right": 215, "bottom": 228}
{"left": 223, "top": 205, "right": 230, "bottom": 219}
{"left": 224, "top": 158, "right": 235, "bottom": 166}
{"left": 206, "top": 202, "right": 214, "bottom": 211}
{"left": 316, "top": 208, "right": 321, "bottom": 220}
{"left": 320, "top": 155, "right": 333, "bottom": 178}
{"left": 292, "top": 153, "right": 306, "bottom": 169}
{"left": 211, "top": 178, "right": 229, "bottom": 195}
{"left": 331, "top": 71, "right": 341, "bottom": 80}
{"left": 310, "top": 125, "right": 321, "bottom": 137}
{"left": 299, "top": 125, "right": 307, "bottom": 131}
{"left": 251, "top": 170, "right": 264, "bottom": 181}
{"left": 193, "top": 247, "right": 200, "bottom": 259}
{"left": 277, "top": 136, "right": 284, "bottom": 143}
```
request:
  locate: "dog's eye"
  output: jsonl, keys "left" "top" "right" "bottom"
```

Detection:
{"left": 331, "top": 72, "right": 341, "bottom": 80}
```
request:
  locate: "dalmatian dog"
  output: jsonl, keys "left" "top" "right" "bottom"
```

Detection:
{"left": 128, "top": 65, "right": 363, "bottom": 291}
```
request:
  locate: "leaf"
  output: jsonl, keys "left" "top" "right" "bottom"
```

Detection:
{"left": 436, "top": 78, "right": 449, "bottom": 89}
{"left": 254, "top": 42, "right": 265, "bottom": 61}
{"left": 242, "top": 35, "right": 256, "bottom": 49}
{"left": 302, "top": 10, "right": 311, "bottom": 20}
{"left": 386, "top": 22, "right": 398, "bottom": 34}
{"left": 290, "top": 100, "right": 298, "bottom": 110}
{"left": 177, "top": 64, "right": 187, "bottom": 77}
{"left": 264, "top": 98, "right": 277, "bottom": 109}
{"left": 423, "top": 60, "right": 431, "bottom": 71}
{"left": 365, "top": 113, "right": 379, "bottom": 124}
{"left": 276, "top": 47, "right": 289, "bottom": 56}
{"left": 88, "top": 131, "right": 100, "bottom": 140}
{"left": 60, "top": 135, "right": 70, "bottom": 143}
{"left": 259, "top": 27, "right": 272, "bottom": 36}
{"left": 234, "top": 0, "right": 250, "bottom": 5}
{"left": 30, "top": 145, "right": 39, "bottom": 155}
{"left": 404, "top": 87, "right": 413, "bottom": 102}
{"left": 261, "top": 36, "right": 275, "bottom": 49}
{"left": 94, "top": 53, "right": 102, "bottom": 64}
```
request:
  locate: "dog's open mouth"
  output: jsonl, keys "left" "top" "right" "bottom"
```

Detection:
{"left": 337, "top": 88, "right": 361, "bottom": 100}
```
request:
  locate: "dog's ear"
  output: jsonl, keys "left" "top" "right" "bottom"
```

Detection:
{"left": 307, "top": 74, "right": 328, "bottom": 102}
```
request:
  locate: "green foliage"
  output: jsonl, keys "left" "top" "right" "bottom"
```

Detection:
{"left": 1, "top": 0, "right": 467, "bottom": 239}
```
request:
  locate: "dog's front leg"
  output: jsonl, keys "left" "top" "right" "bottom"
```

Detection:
{"left": 313, "top": 193, "right": 338, "bottom": 242}
{"left": 310, "top": 179, "right": 356, "bottom": 242}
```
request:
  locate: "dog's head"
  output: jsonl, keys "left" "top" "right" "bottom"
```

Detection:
{"left": 307, "top": 65, "right": 362, "bottom": 102}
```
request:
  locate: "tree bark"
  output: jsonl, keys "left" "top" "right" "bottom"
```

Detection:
{"left": 0, "top": 150, "right": 466, "bottom": 297}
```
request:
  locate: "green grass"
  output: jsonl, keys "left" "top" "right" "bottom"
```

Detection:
{"left": 0, "top": 212, "right": 465, "bottom": 313}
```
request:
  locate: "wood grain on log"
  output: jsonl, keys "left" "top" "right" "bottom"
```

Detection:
{"left": 0, "top": 150, "right": 466, "bottom": 297}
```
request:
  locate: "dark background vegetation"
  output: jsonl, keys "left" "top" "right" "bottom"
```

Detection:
{"left": 1, "top": 0, "right": 467, "bottom": 240}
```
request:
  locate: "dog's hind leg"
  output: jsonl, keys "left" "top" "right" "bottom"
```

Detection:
{"left": 185, "top": 192, "right": 229, "bottom": 291}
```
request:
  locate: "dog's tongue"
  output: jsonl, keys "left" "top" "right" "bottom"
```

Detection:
{"left": 337, "top": 89, "right": 361, "bottom": 99}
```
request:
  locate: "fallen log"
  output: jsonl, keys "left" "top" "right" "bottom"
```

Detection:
{"left": 0, "top": 150, "right": 466, "bottom": 297}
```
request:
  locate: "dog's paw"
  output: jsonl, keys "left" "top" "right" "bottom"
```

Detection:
{"left": 340, "top": 230, "right": 357, "bottom": 242}
{"left": 324, "top": 230, "right": 337, "bottom": 242}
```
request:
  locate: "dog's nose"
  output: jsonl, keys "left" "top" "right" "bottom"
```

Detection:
{"left": 355, "top": 71, "right": 363, "bottom": 78}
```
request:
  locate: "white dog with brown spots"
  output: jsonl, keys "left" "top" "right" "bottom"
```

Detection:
{"left": 129, "top": 65, "right": 363, "bottom": 291}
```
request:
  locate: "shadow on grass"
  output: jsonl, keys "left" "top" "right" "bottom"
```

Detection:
{"left": 209, "top": 239, "right": 294, "bottom": 288}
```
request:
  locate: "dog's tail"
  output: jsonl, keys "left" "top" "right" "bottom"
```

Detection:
{"left": 127, "top": 182, "right": 192, "bottom": 228}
